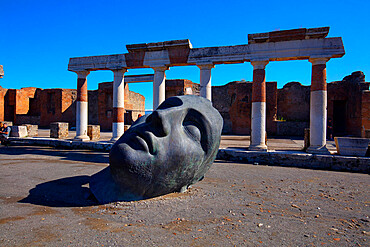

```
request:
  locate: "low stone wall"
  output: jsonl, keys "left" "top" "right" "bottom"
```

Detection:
{"left": 276, "top": 121, "right": 309, "bottom": 136}
{"left": 217, "top": 148, "right": 369, "bottom": 174}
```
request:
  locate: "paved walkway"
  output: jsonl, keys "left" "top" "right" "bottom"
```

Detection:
{"left": 35, "top": 129, "right": 337, "bottom": 151}
{"left": 0, "top": 146, "right": 368, "bottom": 246}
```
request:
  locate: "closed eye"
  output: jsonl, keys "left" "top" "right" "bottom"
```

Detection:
{"left": 183, "top": 122, "right": 201, "bottom": 143}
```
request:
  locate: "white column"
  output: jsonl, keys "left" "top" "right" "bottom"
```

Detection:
{"left": 250, "top": 60, "right": 269, "bottom": 151}
{"left": 197, "top": 64, "right": 214, "bottom": 101}
{"left": 111, "top": 69, "right": 127, "bottom": 142}
{"left": 153, "top": 66, "right": 168, "bottom": 110}
{"left": 307, "top": 57, "right": 330, "bottom": 154}
{"left": 74, "top": 70, "right": 90, "bottom": 141}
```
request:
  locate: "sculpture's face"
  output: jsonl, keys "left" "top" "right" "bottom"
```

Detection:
{"left": 109, "top": 95, "right": 223, "bottom": 198}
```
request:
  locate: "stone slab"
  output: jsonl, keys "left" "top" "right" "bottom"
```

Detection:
{"left": 335, "top": 137, "right": 370, "bottom": 157}
{"left": 9, "top": 126, "right": 28, "bottom": 138}
{"left": 87, "top": 125, "right": 100, "bottom": 141}
{"left": 50, "top": 122, "right": 69, "bottom": 139}
{"left": 22, "top": 124, "right": 38, "bottom": 137}
{"left": 216, "top": 148, "right": 370, "bottom": 174}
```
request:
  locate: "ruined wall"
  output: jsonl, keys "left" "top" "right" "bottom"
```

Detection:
{"left": 328, "top": 71, "right": 369, "bottom": 137}
{"left": 277, "top": 82, "right": 310, "bottom": 121}
{"left": 98, "top": 82, "right": 145, "bottom": 130}
{"left": 88, "top": 90, "right": 99, "bottom": 125}
{"left": 362, "top": 90, "right": 370, "bottom": 137}
{"left": 212, "top": 81, "right": 277, "bottom": 135}
{"left": 0, "top": 86, "right": 8, "bottom": 121}
{"left": 38, "top": 89, "right": 77, "bottom": 127}
{"left": 165, "top": 79, "right": 200, "bottom": 99}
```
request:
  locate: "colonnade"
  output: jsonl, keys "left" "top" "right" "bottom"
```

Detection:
{"left": 73, "top": 57, "right": 330, "bottom": 154}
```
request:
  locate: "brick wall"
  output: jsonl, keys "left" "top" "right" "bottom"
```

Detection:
{"left": 212, "top": 81, "right": 277, "bottom": 135}
{"left": 0, "top": 86, "right": 8, "bottom": 121}
{"left": 362, "top": 90, "right": 370, "bottom": 137}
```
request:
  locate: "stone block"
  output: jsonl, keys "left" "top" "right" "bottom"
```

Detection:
{"left": 22, "top": 124, "right": 38, "bottom": 137}
{"left": 87, "top": 125, "right": 100, "bottom": 141}
{"left": 9, "top": 126, "right": 28, "bottom": 138}
{"left": 1, "top": 121, "right": 13, "bottom": 126}
{"left": 334, "top": 137, "right": 370, "bottom": 157}
{"left": 50, "top": 122, "right": 69, "bottom": 139}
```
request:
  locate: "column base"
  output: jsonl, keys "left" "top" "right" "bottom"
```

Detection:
{"left": 249, "top": 144, "right": 268, "bottom": 151}
{"left": 306, "top": 145, "right": 330, "bottom": 154}
{"left": 74, "top": 135, "right": 90, "bottom": 141}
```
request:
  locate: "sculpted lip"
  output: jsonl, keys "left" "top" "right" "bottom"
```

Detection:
{"left": 134, "top": 131, "right": 155, "bottom": 155}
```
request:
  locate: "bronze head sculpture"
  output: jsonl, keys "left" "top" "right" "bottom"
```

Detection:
{"left": 90, "top": 95, "right": 223, "bottom": 203}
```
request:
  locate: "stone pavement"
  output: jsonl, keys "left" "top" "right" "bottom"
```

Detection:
{"left": 0, "top": 146, "right": 368, "bottom": 246}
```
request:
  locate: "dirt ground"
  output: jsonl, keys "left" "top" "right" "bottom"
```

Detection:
{"left": 0, "top": 146, "right": 369, "bottom": 246}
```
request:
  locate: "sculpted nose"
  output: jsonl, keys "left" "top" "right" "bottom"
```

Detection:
{"left": 146, "top": 110, "right": 170, "bottom": 137}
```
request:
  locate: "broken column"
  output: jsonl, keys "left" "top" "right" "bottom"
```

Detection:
{"left": 153, "top": 66, "right": 168, "bottom": 110}
{"left": 250, "top": 60, "right": 269, "bottom": 151}
{"left": 198, "top": 63, "right": 214, "bottom": 101}
{"left": 111, "top": 69, "right": 127, "bottom": 142}
{"left": 307, "top": 57, "right": 330, "bottom": 154}
{"left": 74, "top": 71, "right": 90, "bottom": 141}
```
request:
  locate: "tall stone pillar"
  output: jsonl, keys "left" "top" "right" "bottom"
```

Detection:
{"left": 153, "top": 66, "right": 168, "bottom": 110}
{"left": 307, "top": 57, "right": 330, "bottom": 154}
{"left": 197, "top": 64, "right": 214, "bottom": 101}
{"left": 250, "top": 60, "right": 269, "bottom": 151}
{"left": 74, "top": 70, "right": 90, "bottom": 141}
{"left": 111, "top": 69, "right": 127, "bottom": 142}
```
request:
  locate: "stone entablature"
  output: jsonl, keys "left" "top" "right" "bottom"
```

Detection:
{"left": 247, "top": 27, "right": 329, "bottom": 44}
{"left": 68, "top": 27, "right": 344, "bottom": 72}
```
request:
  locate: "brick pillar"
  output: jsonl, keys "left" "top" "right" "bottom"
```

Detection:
{"left": 197, "top": 64, "right": 214, "bottom": 101}
{"left": 111, "top": 69, "right": 127, "bottom": 142}
{"left": 250, "top": 60, "right": 269, "bottom": 151}
{"left": 74, "top": 70, "right": 90, "bottom": 141}
{"left": 153, "top": 66, "right": 168, "bottom": 110}
{"left": 307, "top": 57, "right": 330, "bottom": 154}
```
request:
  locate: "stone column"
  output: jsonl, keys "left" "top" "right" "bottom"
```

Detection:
{"left": 74, "top": 70, "right": 90, "bottom": 141}
{"left": 307, "top": 57, "right": 330, "bottom": 154}
{"left": 153, "top": 66, "right": 168, "bottom": 110}
{"left": 111, "top": 69, "right": 128, "bottom": 142}
{"left": 197, "top": 64, "right": 214, "bottom": 101}
{"left": 250, "top": 60, "right": 269, "bottom": 151}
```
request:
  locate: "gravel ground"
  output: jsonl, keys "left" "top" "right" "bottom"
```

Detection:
{"left": 0, "top": 146, "right": 369, "bottom": 246}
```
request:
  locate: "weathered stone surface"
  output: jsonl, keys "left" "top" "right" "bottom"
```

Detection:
{"left": 276, "top": 121, "right": 309, "bottom": 136}
{"left": 10, "top": 126, "right": 28, "bottom": 137}
{"left": 90, "top": 95, "right": 223, "bottom": 203}
{"left": 217, "top": 148, "right": 370, "bottom": 173}
{"left": 87, "top": 125, "right": 100, "bottom": 141}
{"left": 334, "top": 137, "right": 370, "bottom": 157}
{"left": 50, "top": 122, "right": 69, "bottom": 139}
{"left": 22, "top": 124, "right": 38, "bottom": 137}
{"left": 1, "top": 121, "right": 13, "bottom": 126}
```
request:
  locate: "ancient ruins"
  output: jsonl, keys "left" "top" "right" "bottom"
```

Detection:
{"left": 67, "top": 27, "right": 345, "bottom": 153}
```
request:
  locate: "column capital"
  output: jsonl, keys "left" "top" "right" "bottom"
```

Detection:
{"left": 197, "top": 63, "right": 215, "bottom": 70}
{"left": 74, "top": 70, "right": 90, "bottom": 79}
{"left": 152, "top": 66, "right": 169, "bottom": 72}
{"left": 309, "top": 57, "right": 330, "bottom": 65}
{"left": 112, "top": 68, "right": 128, "bottom": 74}
{"left": 251, "top": 60, "right": 269, "bottom": 70}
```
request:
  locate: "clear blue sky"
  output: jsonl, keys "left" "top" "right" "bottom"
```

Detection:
{"left": 1, "top": 0, "right": 369, "bottom": 110}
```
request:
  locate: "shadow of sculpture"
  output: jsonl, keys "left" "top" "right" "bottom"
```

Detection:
{"left": 19, "top": 175, "right": 99, "bottom": 207}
